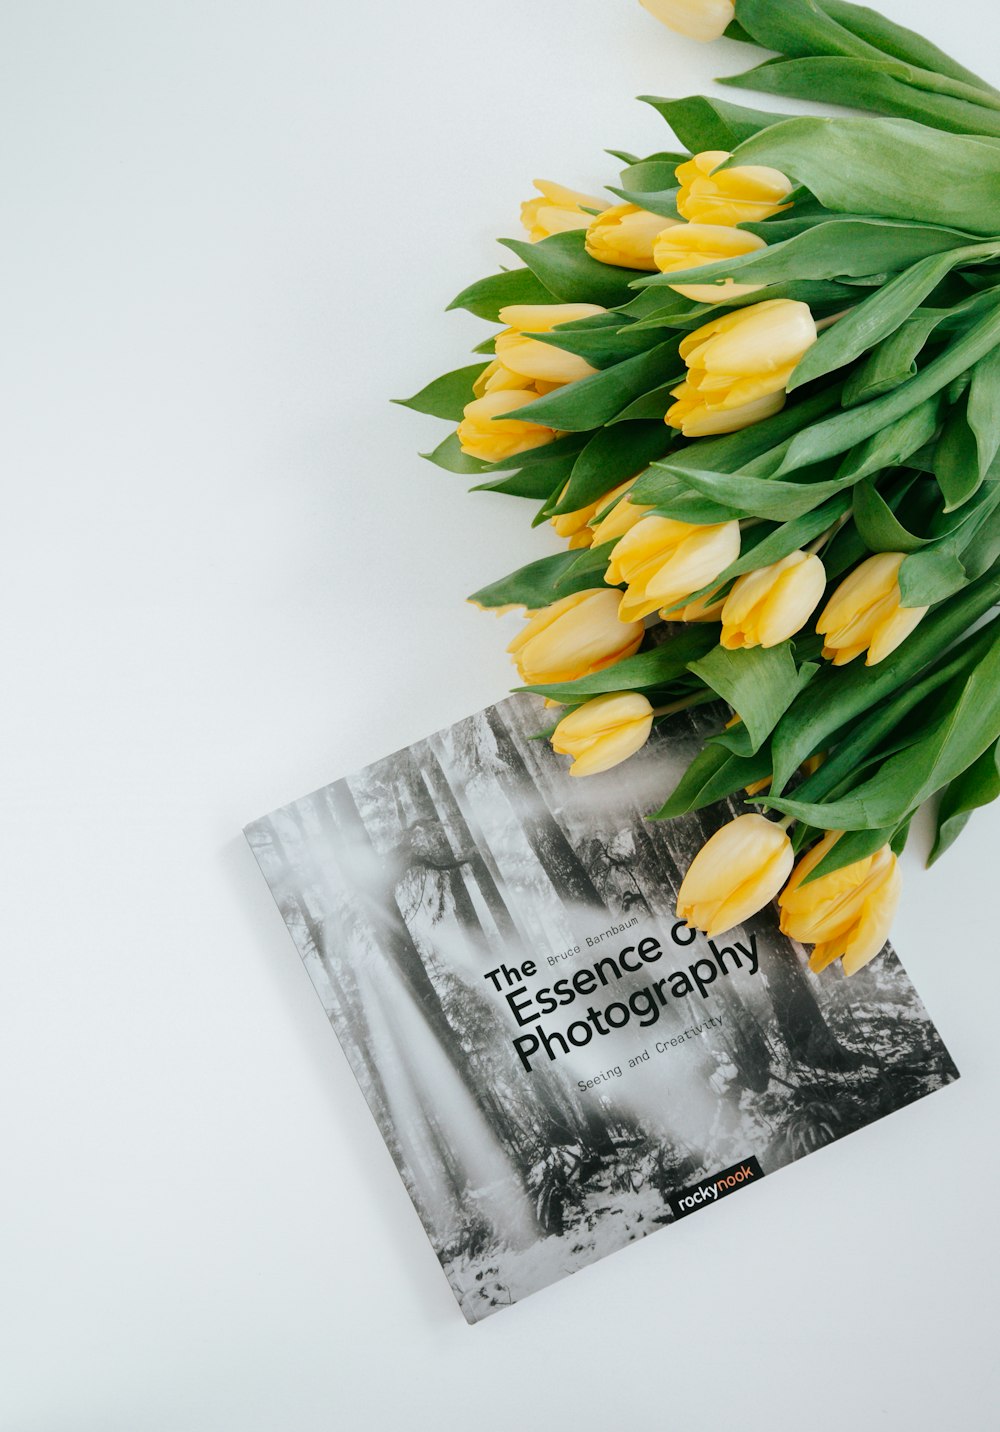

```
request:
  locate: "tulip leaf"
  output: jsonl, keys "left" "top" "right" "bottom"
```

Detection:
{"left": 852, "top": 479, "right": 929, "bottom": 554}
{"left": 531, "top": 313, "right": 667, "bottom": 368}
{"left": 468, "top": 549, "right": 614, "bottom": 613}
{"left": 471, "top": 455, "right": 578, "bottom": 501}
{"left": 510, "top": 341, "right": 681, "bottom": 431}
{"left": 688, "top": 641, "right": 812, "bottom": 754}
{"left": 795, "top": 822, "right": 909, "bottom": 886}
{"left": 841, "top": 310, "right": 941, "bottom": 405}
{"left": 447, "top": 266, "right": 556, "bottom": 322}
{"left": 764, "top": 632, "right": 1000, "bottom": 831}
{"left": 607, "top": 185, "right": 680, "bottom": 220}
{"left": 728, "top": 117, "right": 1000, "bottom": 236}
{"left": 552, "top": 422, "right": 676, "bottom": 515}
{"left": 639, "top": 94, "right": 787, "bottom": 152}
{"left": 776, "top": 304, "right": 1000, "bottom": 473}
{"left": 768, "top": 562, "right": 1000, "bottom": 794}
{"left": 933, "top": 393, "right": 982, "bottom": 511}
{"left": 721, "top": 494, "right": 852, "bottom": 579}
{"left": 966, "top": 345, "right": 1000, "bottom": 479}
{"left": 720, "top": 56, "right": 1000, "bottom": 139}
{"left": 617, "top": 159, "right": 684, "bottom": 192}
{"left": 632, "top": 217, "right": 972, "bottom": 293}
{"left": 421, "top": 431, "right": 493, "bottom": 475}
{"left": 788, "top": 244, "right": 1000, "bottom": 392}
{"left": 928, "top": 738, "right": 1000, "bottom": 865}
{"left": 554, "top": 540, "right": 617, "bottom": 585}
{"left": 517, "top": 625, "right": 720, "bottom": 704}
{"left": 820, "top": 0, "right": 998, "bottom": 95}
{"left": 652, "top": 738, "right": 774, "bottom": 820}
{"left": 499, "top": 232, "right": 639, "bottom": 309}
{"left": 395, "top": 363, "right": 489, "bottom": 422}
{"left": 610, "top": 382, "right": 679, "bottom": 424}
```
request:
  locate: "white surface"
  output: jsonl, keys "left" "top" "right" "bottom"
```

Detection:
{"left": 3, "top": 2, "right": 998, "bottom": 1429}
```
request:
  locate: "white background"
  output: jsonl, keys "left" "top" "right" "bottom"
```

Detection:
{"left": 3, "top": 2, "right": 998, "bottom": 1428}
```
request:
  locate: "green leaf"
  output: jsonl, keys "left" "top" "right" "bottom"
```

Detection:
{"left": 639, "top": 93, "right": 787, "bottom": 151}
{"left": 788, "top": 243, "right": 1000, "bottom": 392}
{"left": 798, "top": 824, "right": 901, "bottom": 886}
{"left": 422, "top": 431, "right": 492, "bottom": 475}
{"left": 552, "top": 422, "right": 676, "bottom": 515}
{"left": 632, "top": 217, "right": 972, "bottom": 295}
{"left": 720, "top": 56, "right": 1000, "bottom": 139}
{"left": 610, "top": 382, "right": 679, "bottom": 424}
{"left": 517, "top": 626, "right": 719, "bottom": 703}
{"left": 966, "top": 345, "right": 1000, "bottom": 482}
{"left": 652, "top": 738, "right": 773, "bottom": 819}
{"left": 721, "top": 495, "right": 852, "bottom": 578}
{"left": 728, "top": 116, "right": 1000, "bottom": 236}
{"left": 765, "top": 632, "right": 1000, "bottom": 830}
{"left": 471, "top": 456, "right": 576, "bottom": 501}
{"left": 928, "top": 738, "right": 1000, "bottom": 864}
{"left": 853, "top": 478, "right": 927, "bottom": 554}
{"left": 821, "top": 0, "right": 998, "bottom": 94}
{"left": 448, "top": 266, "right": 555, "bottom": 322}
{"left": 468, "top": 549, "right": 610, "bottom": 612}
{"left": 394, "top": 363, "right": 488, "bottom": 422}
{"left": 841, "top": 310, "right": 941, "bottom": 406}
{"left": 498, "top": 232, "right": 639, "bottom": 308}
{"left": 688, "top": 642, "right": 811, "bottom": 753}
{"left": 776, "top": 304, "right": 1000, "bottom": 474}
{"left": 768, "top": 563, "right": 1000, "bottom": 793}
{"left": 531, "top": 312, "right": 666, "bottom": 368}
{"left": 933, "top": 392, "right": 981, "bottom": 511}
{"left": 608, "top": 185, "right": 680, "bottom": 220}
{"left": 511, "top": 341, "right": 681, "bottom": 432}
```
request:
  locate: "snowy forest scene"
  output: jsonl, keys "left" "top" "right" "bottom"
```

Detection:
{"left": 245, "top": 696, "right": 958, "bottom": 1323}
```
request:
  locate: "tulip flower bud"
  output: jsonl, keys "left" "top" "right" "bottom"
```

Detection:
{"left": 550, "top": 480, "right": 615, "bottom": 549}
{"left": 585, "top": 204, "right": 678, "bottom": 271}
{"left": 816, "top": 553, "right": 929, "bottom": 666}
{"left": 721, "top": 550, "right": 827, "bottom": 650}
{"left": 779, "top": 832, "right": 902, "bottom": 976}
{"left": 667, "top": 299, "right": 817, "bottom": 437}
{"left": 472, "top": 359, "right": 559, "bottom": 399}
{"left": 676, "top": 150, "right": 794, "bottom": 227}
{"left": 639, "top": 0, "right": 735, "bottom": 42}
{"left": 589, "top": 481, "right": 652, "bottom": 547}
{"left": 507, "top": 589, "right": 645, "bottom": 685}
{"left": 457, "top": 390, "right": 557, "bottom": 463}
{"left": 495, "top": 303, "right": 605, "bottom": 386}
{"left": 677, "top": 813, "right": 794, "bottom": 937}
{"left": 653, "top": 223, "right": 766, "bottom": 303}
{"left": 606, "top": 514, "right": 741, "bottom": 622}
{"left": 551, "top": 692, "right": 655, "bottom": 777}
{"left": 522, "top": 179, "right": 610, "bottom": 242}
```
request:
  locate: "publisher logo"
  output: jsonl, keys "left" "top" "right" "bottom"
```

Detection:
{"left": 668, "top": 1156, "right": 764, "bottom": 1220}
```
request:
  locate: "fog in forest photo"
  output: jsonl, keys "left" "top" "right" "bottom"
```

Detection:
{"left": 246, "top": 697, "right": 958, "bottom": 1323}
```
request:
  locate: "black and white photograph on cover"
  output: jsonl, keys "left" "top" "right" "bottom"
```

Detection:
{"left": 246, "top": 695, "right": 958, "bottom": 1324}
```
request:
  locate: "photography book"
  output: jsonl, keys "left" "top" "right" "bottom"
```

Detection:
{"left": 245, "top": 696, "right": 958, "bottom": 1323}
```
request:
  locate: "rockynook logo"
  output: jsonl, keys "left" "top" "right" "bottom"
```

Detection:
{"left": 668, "top": 1156, "right": 765, "bottom": 1220}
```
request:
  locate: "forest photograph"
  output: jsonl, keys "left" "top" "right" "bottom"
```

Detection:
{"left": 247, "top": 696, "right": 957, "bottom": 1322}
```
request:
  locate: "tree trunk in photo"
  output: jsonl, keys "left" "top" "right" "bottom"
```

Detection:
{"left": 484, "top": 705, "right": 608, "bottom": 912}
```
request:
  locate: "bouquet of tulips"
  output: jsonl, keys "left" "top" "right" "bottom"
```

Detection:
{"left": 399, "top": 0, "right": 1000, "bottom": 979}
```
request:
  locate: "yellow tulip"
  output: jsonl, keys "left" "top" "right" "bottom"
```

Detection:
{"left": 551, "top": 692, "right": 654, "bottom": 776}
{"left": 779, "top": 832, "right": 902, "bottom": 976}
{"left": 589, "top": 481, "right": 652, "bottom": 546}
{"left": 813, "top": 549, "right": 922, "bottom": 667}
{"left": 606, "top": 514, "right": 740, "bottom": 622}
{"left": 585, "top": 204, "right": 677, "bottom": 271}
{"left": 667, "top": 298, "right": 817, "bottom": 437}
{"left": 653, "top": 223, "right": 766, "bottom": 302}
{"left": 816, "top": 553, "right": 929, "bottom": 666}
{"left": 457, "top": 390, "right": 556, "bottom": 463}
{"left": 494, "top": 303, "right": 605, "bottom": 386}
{"left": 522, "top": 179, "right": 610, "bottom": 242}
{"left": 507, "top": 588, "right": 645, "bottom": 685}
{"left": 676, "top": 150, "right": 794, "bottom": 227}
{"left": 721, "top": 550, "right": 827, "bottom": 650}
{"left": 551, "top": 483, "right": 606, "bottom": 549}
{"left": 639, "top": 0, "right": 735, "bottom": 42}
{"left": 677, "top": 813, "right": 794, "bottom": 937}
{"left": 472, "top": 359, "right": 559, "bottom": 398}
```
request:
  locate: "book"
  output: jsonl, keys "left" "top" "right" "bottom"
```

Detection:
{"left": 245, "top": 695, "right": 958, "bottom": 1323}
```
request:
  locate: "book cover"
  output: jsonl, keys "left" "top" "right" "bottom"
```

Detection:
{"left": 245, "top": 696, "right": 958, "bottom": 1323}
